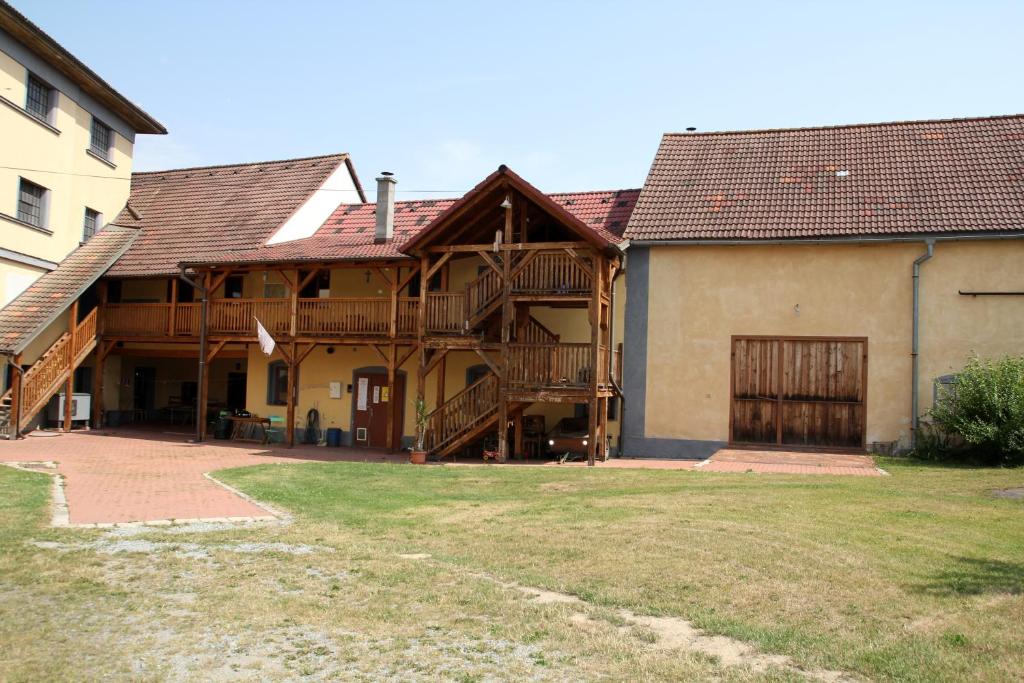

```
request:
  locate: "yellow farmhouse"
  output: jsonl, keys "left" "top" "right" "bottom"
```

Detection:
{"left": 621, "top": 115, "right": 1024, "bottom": 457}
{"left": 0, "top": 0, "right": 164, "bottom": 308}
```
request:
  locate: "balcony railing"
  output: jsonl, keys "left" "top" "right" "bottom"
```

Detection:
{"left": 507, "top": 343, "right": 601, "bottom": 388}
{"left": 104, "top": 298, "right": 420, "bottom": 338}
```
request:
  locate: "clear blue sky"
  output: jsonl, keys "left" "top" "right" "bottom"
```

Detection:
{"left": 20, "top": 0, "right": 1024, "bottom": 200}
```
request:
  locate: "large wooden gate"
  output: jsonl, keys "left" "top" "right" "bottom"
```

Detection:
{"left": 729, "top": 336, "right": 867, "bottom": 450}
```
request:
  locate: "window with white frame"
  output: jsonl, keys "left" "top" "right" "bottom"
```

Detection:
{"left": 16, "top": 178, "right": 48, "bottom": 228}
{"left": 25, "top": 73, "right": 55, "bottom": 123}
{"left": 83, "top": 207, "right": 102, "bottom": 241}
{"left": 89, "top": 117, "right": 113, "bottom": 159}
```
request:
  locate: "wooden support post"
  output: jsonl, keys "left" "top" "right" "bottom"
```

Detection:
{"left": 91, "top": 341, "right": 106, "bottom": 429}
{"left": 587, "top": 254, "right": 603, "bottom": 466}
{"left": 497, "top": 197, "right": 514, "bottom": 462}
{"left": 286, "top": 341, "right": 297, "bottom": 447}
{"left": 168, "top": 277, "right": 178, "bottom": 336}
{"left": 389, "top": 265, "right": 399, "bottom": 338}
{"left": 435, "top": 353, "right": 446, "bottom": 408}
{"left": 9, "top": 353, "right": 22, "bottom": 438}
{"left": 64, "top": 300, "right": 78, "bottom": 432}
{"left": 416, "top": 255, "right": 428, "bottom": 406}
{"left": 513, "top": 410, "right": 523, "bottom": 459}
{"left": 289, "top": 268, "right": 299, "bottom": 338}
{"left": 385, "top": 343, "right": 397, "bottom": 451}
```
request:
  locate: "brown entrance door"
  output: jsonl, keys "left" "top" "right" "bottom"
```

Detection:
{"left": 730, "top": 336, "right": 867, "bottom": 450}
{"left": 352, "top": 371, "right": 405, "bottom": 448}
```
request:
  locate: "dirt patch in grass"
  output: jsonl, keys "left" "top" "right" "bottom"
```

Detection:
{"left": 992, "top": 487, "right": 1024, "bottom": 500}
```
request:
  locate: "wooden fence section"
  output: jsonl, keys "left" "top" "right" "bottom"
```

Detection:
{"left": 209, "top": 299, "right": 290, "bottom": 335}
{"left": 105, "top": 298, "right": 420, "bottom": 338}
{"left": 510, "top": 251, "right": 591, "bottom": 294}
{"left": 424, "top": 373, "right": 498, "bottom": 453}
{"left": 103, "top": 304, "right": 170, "bottom": 336}
{"left": 297, "top": 298, "right": 390, "bottom": 336}
{"left": 174, "top": 304, "right": 201, "bottom": 336}
{"left": 425, "top": 292, "right": 466, "bottom": 333}
{"left": 730, "top": 336, "right": 867, "bottom": 449}
{"left": 507, "top": 343, "right": 594, "bottom": 388}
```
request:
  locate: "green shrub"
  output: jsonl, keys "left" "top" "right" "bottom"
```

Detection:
{"left": 927, "top": 355, "right": 1024, "bottom": 466}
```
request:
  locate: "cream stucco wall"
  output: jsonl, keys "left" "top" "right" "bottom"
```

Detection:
{"left": 641, "top": 240, "right": 1024, "bottom": 449}
{"left": 0, "top": 40, "right": 136, "bottom": 307}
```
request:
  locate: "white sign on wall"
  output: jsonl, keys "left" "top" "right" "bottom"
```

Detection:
{"left": 329, "top": 382, "right": 341, "bottom": 399}
{"left": 357, "top": 377, "right": 369, "bottom": 411}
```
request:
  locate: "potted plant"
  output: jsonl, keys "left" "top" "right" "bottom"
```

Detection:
{"left": 410, "top": 397, "right": 428, "bottom": 464}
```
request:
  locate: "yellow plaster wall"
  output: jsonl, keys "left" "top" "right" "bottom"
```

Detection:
{"left": 642, "top": 241, "right": 1024, "bottom": 448}
{"left": 0, "top": 48, "right": 135, "bottom": 306}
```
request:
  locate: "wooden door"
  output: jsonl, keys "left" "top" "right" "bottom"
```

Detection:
{"left": 352, "top": 372, "right": 405, "bottom": 448}
{"left": 730, "top": 336, "right": 867, "bottom": 450}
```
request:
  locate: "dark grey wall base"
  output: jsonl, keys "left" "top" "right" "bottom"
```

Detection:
{"left": 622, "top": 436, "right": 726, "bottom": 461}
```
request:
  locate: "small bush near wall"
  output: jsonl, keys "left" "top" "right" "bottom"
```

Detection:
{"left": 920, "top": 356, "right": 1024, "bottom": 466}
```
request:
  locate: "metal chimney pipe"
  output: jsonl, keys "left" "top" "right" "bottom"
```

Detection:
{"left": 374, "top": 172, "right": 396, "bottom": 244}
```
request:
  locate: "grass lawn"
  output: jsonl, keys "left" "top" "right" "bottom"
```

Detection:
{"left": 1, "top": 458, "right": 1022, "bottom": 681}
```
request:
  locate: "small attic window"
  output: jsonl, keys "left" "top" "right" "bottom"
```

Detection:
{"left": 835, "top": 170, "right": 850, "bottom": 177}
{"left": 564, "top": 199, "right": 576, "bottom": 206}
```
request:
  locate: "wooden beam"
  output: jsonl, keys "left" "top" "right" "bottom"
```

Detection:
{"left": 396, "top": 343, "right": 419, "bottom": 370}
{"left": 397, "top": 263, "right": 421, "bottom": 292}
{"left": 298, "top": 268, "right": 320, "bottom": 292}
{"left": 206, "top": 339, "right": 228, "bottom": 363}
{"left": 289, "top": 268, "right": 299, "bottom": 337}
{"left": 513, "top": 409, "right": 523, "bottom": 459}
{"left": 63, "top": 300, "right": 78, "bottom": 432}
{"left": 9, "top": 353, "right": 21, "bottom": 437}
{"left": 295, "top": 342, "right": 317, "bottom": 366}
{"left": 91, "top": 341, "right": 105, "bottom": 428}
{"left": 286, "top": 341, "right": 297, "bottom": 447}
{"left": 507, "top": 249, "right": 540, "bottom": 282}
{"left": 424, "top": 348, "right": 448, "bottom": 376}
{"left": 168, "top": 277, "right": 178, "bottom": 336}
{"left": 208, "top": 268, "right": 234, "bottom": 296}
{"left": 389, "top": 265, "right": 399, "bottom": 338}
{"left": 373, "top": 267, "right": 393, "bottom": 288}
{"left": 563, "top": 248, "right": 594, "bottom": 279}
{"left": 425, "top": 241, "right": 591, "bottom": 254}
{"left": 276, "top": 269, "right": 296, "bottom": 291}
{"left": 475, "top": 348, "right": 502, "bottom": 378}
{"left": 476, "top": 250, "right": 504, "bottom": 278}
{"left": 424, "top": 252, "right": 452, "bottom": 281}
{"left": 385, "top": 343, "right": 397, "bottom": 451}
{"left": 371, "top": 344, "right": 389, "bottom": 364}
{"left": 435, "top": 351, "right": 447, "bottom": 408}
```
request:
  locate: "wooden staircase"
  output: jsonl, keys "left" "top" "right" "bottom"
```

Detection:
{"left": 423, "top": 372, "right": 531, "bottom": 458}
{"left": 1, "top": 308, "right": 98, "bottom": 439}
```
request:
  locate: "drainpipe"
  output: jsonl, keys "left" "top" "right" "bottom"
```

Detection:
{"left": 608, "top": 265, "right": 624, "bottom": 457}
{"left": 911, "top": 239, "right": 935, "bottom": 449}
{"left": 179, "top": 267, "right": 207, "bottom": 443}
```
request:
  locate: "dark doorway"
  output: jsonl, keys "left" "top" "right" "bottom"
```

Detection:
{"left": 226, "top": 372, "right": 247, "bottom": 411}
{"left": 133, "top": 367, "right": 156, "bottom": 412}
{"left": 465, "top": 363, "right": 489, "bottom": 387}
{"left": 351, "top": 370, "right": 406, "bottom": 449}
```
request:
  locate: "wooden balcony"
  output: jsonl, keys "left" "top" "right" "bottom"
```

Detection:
{"left": 103, "top": 297, "right": 419, "bottom": 339}
{"left": 506, "top": 343, "right": 608, "bottom": 390}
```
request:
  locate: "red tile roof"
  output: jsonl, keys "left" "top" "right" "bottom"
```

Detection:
{"left": 0, "top": 226, "right": 137, "bottom": 354}
{"left": 106, "top": 154, "right": 356, "bottom": 277}
{"left": 625, "top": 114, "right": 1024, "bottom": 241}
{"left": 193, "top": 188, "right": 640, "bottom": 266}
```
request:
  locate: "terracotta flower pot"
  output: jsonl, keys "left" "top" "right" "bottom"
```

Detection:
{"left": 409, "top": 450, "right": 427, "bottom": 465}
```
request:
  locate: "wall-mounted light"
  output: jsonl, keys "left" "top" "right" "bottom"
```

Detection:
{"left": 794, "top": 304, "right": 801, "bottom": 316}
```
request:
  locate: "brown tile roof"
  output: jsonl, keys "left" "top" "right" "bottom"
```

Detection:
{"left": 625, "top": 114, "right": 1024, "bottom": 241}
{"left": 189, "top": 188, "right": 640, "bottom": 267}
{"left": 106, "top": 154, "right": 356, "bottom": 277}
{"left": 0, "top": 226, "right": 137, "bottom": 354}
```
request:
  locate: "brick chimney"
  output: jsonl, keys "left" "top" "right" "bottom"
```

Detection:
{"left": 374, "top": 172, "right": 396, "bottom": 243}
